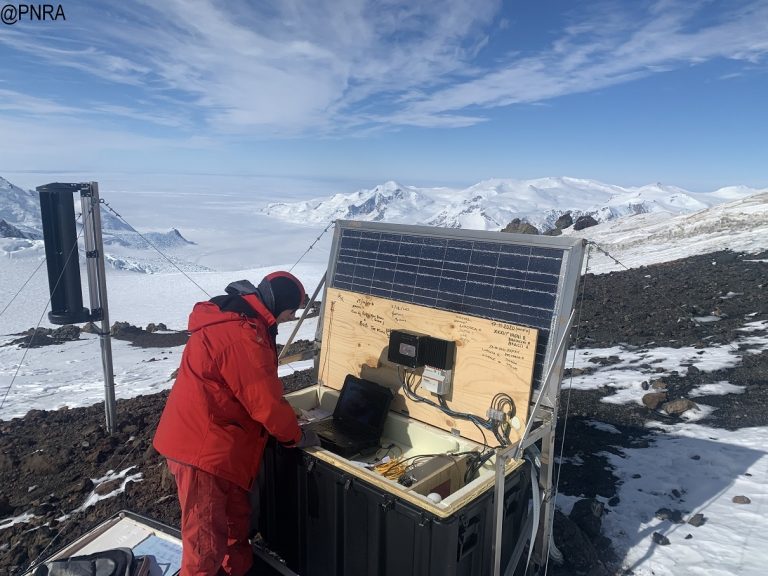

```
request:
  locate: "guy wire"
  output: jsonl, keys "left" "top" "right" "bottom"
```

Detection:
{"left": 587, "top": 240, "right": 741, "bottom": 354}
{"left": 0, "top": 257, "right": 47, "bottom": 320}
{"left": 289, "top": 219, "right": 336, "bottom": 273}
{"left": 100, "top": 199, "right": 210, "bottom": 298}
{"left": 0, "top": 210, "right": 90, "bottom": 418}
{"left": 543, "top": 242, "right": 592, "bottom": 576}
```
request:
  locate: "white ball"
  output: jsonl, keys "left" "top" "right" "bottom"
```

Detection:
{"left": 427, "top": 492, "right": 442, "bottom": 503}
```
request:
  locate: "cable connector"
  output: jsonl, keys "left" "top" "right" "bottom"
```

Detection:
{"left": 486, "top": 408, "right": 505, "bottom": 423}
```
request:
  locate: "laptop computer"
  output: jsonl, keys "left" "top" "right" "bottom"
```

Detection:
{"left": 304, "top": 374, "right": 394, "bottom": 458}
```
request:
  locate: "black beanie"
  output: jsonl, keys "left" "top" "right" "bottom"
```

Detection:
{"left": 257, "top": 271, "right": 306, "bottom": 318}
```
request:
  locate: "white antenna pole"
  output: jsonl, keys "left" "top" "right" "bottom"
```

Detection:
{"left": 80, "top": 182, "right": 117, "bottom": 434}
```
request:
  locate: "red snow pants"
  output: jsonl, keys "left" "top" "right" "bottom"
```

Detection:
{"left": 167, "top": 460, "right": 253, "bottom": 576}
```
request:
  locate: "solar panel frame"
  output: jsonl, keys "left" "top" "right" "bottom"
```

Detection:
{"left": 323, "top": 221, "right": 585, "bottom": 389}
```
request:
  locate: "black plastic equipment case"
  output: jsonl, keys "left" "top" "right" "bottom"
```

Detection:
{"left": 257, "top": 441, "right": 531, "bottom": 576}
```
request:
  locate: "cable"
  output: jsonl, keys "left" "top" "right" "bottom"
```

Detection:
{"left": 289, "top": 220, "right": 335, "bottom": 273}
{"left": 99, "top": 199, "right": 211, "bottom": 299}
{"left": 587, "top": 240, "right": 741, "bottom": 354}
{"left": 470, "top": 416, "right": 489, "bottom": 449}
{"left": 543, "top": 244, "right": 592, "bottom": 576}
{"left": 0, "top": 257, "right": 47, "bottom": 320}
{"left": 374, "top": 450, "right": 477, "bottom": 483}
{"left": 464, "top": 448, "right": 496, "bottom": 484}
{"left": 394, "top": 366, "right": 505, "bottom": 484}
{"left": 397, "top": 366, "right": 506, "bottom": 444}
{"left": 0, "top": 211, "right": 90, "bottom": 413}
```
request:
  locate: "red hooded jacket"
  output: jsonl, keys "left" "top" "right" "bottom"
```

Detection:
{"left": 153, "top": 294, "right": 302, "bottom": 490}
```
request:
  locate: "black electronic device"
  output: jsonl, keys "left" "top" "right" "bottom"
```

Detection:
{"left": 387, "top": 330, "right": 425, "bottom": 368}
{"left": 388, "top": 330, "right": 456, "bottom": 372}
{"left": 421, "top": 336, "right": 456, "bottom": 370}
{"left": 303, "top": 374, "right": 394, "bottom": 458}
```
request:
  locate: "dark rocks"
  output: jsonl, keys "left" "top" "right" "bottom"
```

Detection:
{"left": 5, "top": 325, "right": 81, "bottom": 348}
{"left": 544, "top": 212, "right": 576, "bottom": 236}
{"left": 0, "top": 453, "right": 16, "bottom": 472}
{"left": 655, "top": 507, "right": 684, "bottom": 523}
{"left": 650, "top": 379, "right": 668, "bottom": 390}
{"left": 22, "top": 452, "right": 62, "bottom": 475}
{"left": 570, "top": 498, "right": 605, "bottom": 539}
{"left": 732, "top": 495, "right": 751, "bottom": 504}
{"left": 687, "top": 513, "right": 706, "bottom": 527}
{"left": 101, "top": 321, "right": 190, "bottom": 348}
{"left": 573, "top": 215, "right": 599, "bottom": 230}
{"left": 642, "top": 392, "right": 667, "bottom": 410}
{"left": 651, "top": 532, "right": 670, "bottom": 545}
{"left": 94, "top": 478, "right": 124, "bottom": 496}
{"left": 502, "top": 218, "right": 540, "bottom": 235}
{"left": 553, "top": 510, "right": 606, "bottom": 574}
{"left": 81, "top": 322, "right": 101, "bottom": 334}
{"left": 111, "top": 321, "right": 145, "bottom": 339}
{"left": 588, "top": 355, "right": 621, "bottom": 366}
{"left": 662, "top": 398, "right": 698, "bottom": 416}
{"left": 51, "top": 324, "right": 81, "bottom": 341}
{"left": 555, "top": 213, "right": 574, "bottom": 229}
{"left": 0, "top": 495, "right": 13, "bottom": 517}
{"left": 67, "top": 478, "right": 95, "bottom": 495}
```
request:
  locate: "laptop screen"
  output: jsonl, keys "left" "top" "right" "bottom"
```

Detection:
{"left": 333, "top": 374, "right": 393, "bottom": 435}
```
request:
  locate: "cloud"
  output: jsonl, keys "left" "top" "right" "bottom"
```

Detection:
{"left": 0, "top": 0, "right": 766, "bottom": 136}
{"left": 1, "top": 0, "right": 500, "bottom": 135}
{"left": 0, "top": 88, "right": 81, "bottom": 115}
{"left": 393, "top": 0, "right": 768, "bottom": 122}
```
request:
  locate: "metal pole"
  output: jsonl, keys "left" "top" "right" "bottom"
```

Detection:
{"left": 80, "top": 182, "right": 117, "bottom": 434}
{"left": 492, "top": 450, "right": 508, "bottom": 576}
{"left": 513, "top": 310, "right": 576, "bottom": 461}
{"left": 490, "top": 309, "right": 576, "bottom": 576}
{"left": 534, "top": 310, "right": 578, "bottom": 571}
{"left": 278, "top": 272, "right": 326, "bottom": 362}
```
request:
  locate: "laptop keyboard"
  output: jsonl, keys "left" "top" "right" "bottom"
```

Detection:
{"left": 312, "top": 419, "right": 337, "bottom": 434}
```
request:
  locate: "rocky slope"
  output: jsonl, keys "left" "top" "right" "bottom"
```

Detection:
{"left": 0, "top": 250, "right": 766, "bottom": 575}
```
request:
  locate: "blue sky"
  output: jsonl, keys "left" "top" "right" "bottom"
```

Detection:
{"left": 1, "top": 0, "right": 767, "bottom": 194}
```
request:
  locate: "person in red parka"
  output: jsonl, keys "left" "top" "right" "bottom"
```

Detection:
{"left": 154, "top": 271, "right": 318, "bottom": 576}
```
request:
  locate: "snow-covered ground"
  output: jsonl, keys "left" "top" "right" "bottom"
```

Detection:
{"left": 560, "top": 331, "right": 768, "bottom": 575}
{"left": 1, "top": 178, "right": 767, "bottom": 575}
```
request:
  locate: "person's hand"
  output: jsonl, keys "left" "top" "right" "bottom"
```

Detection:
{"left": 294, "top": 428, "right": 321, "bottom": 449}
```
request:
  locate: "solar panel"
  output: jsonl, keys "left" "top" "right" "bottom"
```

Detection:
{"left": 329, "top": 223, "right": 579, "bottom": 386}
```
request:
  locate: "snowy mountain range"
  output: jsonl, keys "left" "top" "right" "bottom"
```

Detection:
{"left": 260, "top": 177, "right": 764, "bottom": 232}
{"left": 0, "top": 176, "right": 199, "bottom": 273}
{"left": 0, "top": 176, "right": 192, "bottom": 248}
{"left": 2, "top": 175, "right": 767, "bottom": 276}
